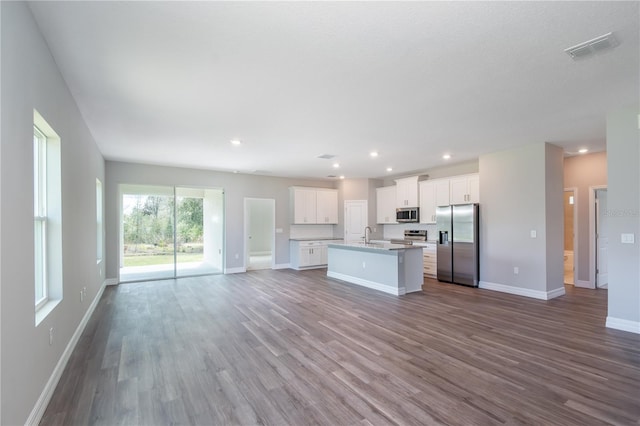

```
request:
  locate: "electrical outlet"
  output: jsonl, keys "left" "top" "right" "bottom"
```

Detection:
{"left": 530, "top": 230, "right": 537, "bottom": 239}
{"left": 235, "top": 253, "right": 239, "bottom": 259}
{"left": 49, "top": 328, "right": 54, "bottom": 346}
{"left": 621, "top": 233, "right": 635, "bottom": 244}
{"left": 514, "top": 266, "right": 519, "bottom": 275}
{"left": 362, "top": 261, "right": 366, "bottom": 269}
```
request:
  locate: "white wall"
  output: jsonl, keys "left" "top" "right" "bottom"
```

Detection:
{"left": 606, "top": 108, "right": 640, "bottom": 333}
{"left": 0, "top": 3, "right": 105, "bottom": 424}
{"left": 478, "top": 142, "right": 564, "bottom": 299}
{"left": 105, "top": 161, "right": 337, "bottom": 276}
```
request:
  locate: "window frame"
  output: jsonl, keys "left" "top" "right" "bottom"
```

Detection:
{"left": 34, "top": 125, "right": 49, "bottom": 310}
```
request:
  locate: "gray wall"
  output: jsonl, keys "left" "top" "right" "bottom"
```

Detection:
{"left": 478, "top": 143, "right": 563, "bottom": 296}
{"left": 563, "top": 152, "right": 607, "bottom": 284}
{"left": 248, "top": 199, "right": 274, "bottom": 253}
{"left": 606, "top": 108, "right": 640, "bottom": 328}
{"left": 0, "top": 3, "right": 105, "bottom": 424}
{"left": 337, "top": 178, "right": 383, "bottom": 240}
{"left": 544, "top": 143, "right": 565, "bottom": 293}
{"left": 105, "top": 161, "right": 336, "bottom": 277}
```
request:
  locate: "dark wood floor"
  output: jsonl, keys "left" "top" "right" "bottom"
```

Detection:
{"left": 41, "top": 270, "right": 640, "bottom": 425}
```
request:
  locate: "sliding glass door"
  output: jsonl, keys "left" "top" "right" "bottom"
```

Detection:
{"left": 120, "top": 184, "right": 224, "bottom": 282}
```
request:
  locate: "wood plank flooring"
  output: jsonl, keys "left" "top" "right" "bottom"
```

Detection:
{"left": 40, "top": 270, "right": 640, "bottom": 425}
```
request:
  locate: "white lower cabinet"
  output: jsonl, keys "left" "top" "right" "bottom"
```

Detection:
{"left": 420, "top": 243, "right": 437, "bottom": 278}
{"left": 290, "top": 240, "right": 339, "bottom": 270}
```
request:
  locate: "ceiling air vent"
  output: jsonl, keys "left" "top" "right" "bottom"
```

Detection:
{"left": 565, "top": 32, "right": 618, "bottom": 60}
{"left": 317, "top": 154, "right": 335, "bottom": 160}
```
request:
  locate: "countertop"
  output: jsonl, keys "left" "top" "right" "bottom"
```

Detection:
{"left": 328, "top": 242, "right": 422, "bottom": 252}
{"left": 289, "top": 237, "right": 344, "bottom": 241}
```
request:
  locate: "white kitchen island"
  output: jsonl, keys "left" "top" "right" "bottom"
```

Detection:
{"left": 327, "top": 242, "right": 424, "bottom": 295}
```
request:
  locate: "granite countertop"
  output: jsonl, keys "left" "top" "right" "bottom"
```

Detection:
{"left": 328, "top": 241, "right": 422, "bottom": 252}
{"left": 289, "top": 237, "right": 344, "bottom": 241}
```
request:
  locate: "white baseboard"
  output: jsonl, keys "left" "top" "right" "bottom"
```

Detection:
{"left": 272, "top": 263, "right": 290, "bottom": 270}
{"left": 104, "top": 278, "right": 118, "bottom": 286}
{"left": 249, "top": 251, "right": 271, "bottom": 256}
{"left": 26, "top": 280, "right": 107, "bottom": 425}
{"left": 574, "top": 279, "right": 593, "bottom": 289}
{"left": 606, "top": 316, "right": 640, "bottom": 334}
{"left": 327, "top": 271, "right": 405, "bottom": 296}
{"left": 479, "top": 281, "right": 566, "bottom": 300}
{"left": 225, "top": 267, "right": 246, "bottom": 274}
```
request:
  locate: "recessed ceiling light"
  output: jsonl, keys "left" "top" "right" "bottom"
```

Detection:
{"left": 579, "top": 148, "right": 589, "bottom": 154}
{"left": 386, "top": 167, "right": 393, "bottom": 172}
{"left": 333, "top": 163, "right": 340, "bottom": 168}
{"left": 370, "top": 151, "right": 379, "bottom": 158}
{"left": 443, "top": 154, "right": 451, "bottom": 160}
{"left": 230, "top": 139, "right": 242, "bottom": 146}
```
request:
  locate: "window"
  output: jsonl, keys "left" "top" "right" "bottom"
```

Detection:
{"left": 96, "top": 178, "right": 103, "bottom": 262}
{"left": 34, "top": 126, "right": 48, "bottom": 309}
{"left": 33, "top": 110, "right": 62, "bottom": 323}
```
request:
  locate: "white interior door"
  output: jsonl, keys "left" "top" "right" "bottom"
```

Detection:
{"left": 344, "top": 200, "right": 368, "bottom": 243}
{"left": 596, "top": 189, "right": 608, "bottom": 288}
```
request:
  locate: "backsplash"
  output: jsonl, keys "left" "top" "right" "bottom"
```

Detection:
{"left": 383, "top": 223, "right": 436, "bottom": 241}
{"left": 290, "top": 224, "right": 336, "bottom": 239}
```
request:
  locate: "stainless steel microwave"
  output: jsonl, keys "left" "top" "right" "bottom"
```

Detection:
{"left": 396, "top": 207, "right": 419, "bottom": 223}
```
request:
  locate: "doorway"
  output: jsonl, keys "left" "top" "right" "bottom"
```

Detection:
{"left": 344, "top": 200, "right": 368, "bottom": 243}
{"left": 595, "top": 188, "right": 609, "bottom": 289}
{"left": 119, "top": 184, "right": 224, "bottom": 282}
{"left": 563, "top": 189, "right": 576, "bottom": 285}
{"left": 244, "top": 198, "right": 275, "bottom": 271}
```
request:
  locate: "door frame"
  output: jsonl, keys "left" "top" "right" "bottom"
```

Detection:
{"left": 589, "top": 185, "right": 607, "bottom": 289}
{"left": 563, "top": 187, "right": 578, "bottom": 286}
{"left": 243, "top": 197, "right": 276, "bottom": 271}
{"left": 344, "top": 200, "right": 368, "bottom": 243}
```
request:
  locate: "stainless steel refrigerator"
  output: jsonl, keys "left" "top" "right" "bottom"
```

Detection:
{"left": 436, "top": 204, "right": 479, "bottom": 287}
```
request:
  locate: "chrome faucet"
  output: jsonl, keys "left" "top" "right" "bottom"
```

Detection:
{"left": 364, "top": 226, "right": 372, "bottom": 244}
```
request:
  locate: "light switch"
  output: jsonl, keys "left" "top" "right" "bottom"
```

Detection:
{"left": 621, "top": 233, "right": 635, "bottom": 244}
{"left": 275, "top": 228, "right": 283, "bottom": 233}
{"left": 530, "top": 230, "right": 537, "bottom": 239}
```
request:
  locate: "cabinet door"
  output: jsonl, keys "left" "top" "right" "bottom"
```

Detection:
{"left": 376, "top": 186, "right": 397, "bottom": 224}
{"left": 316, "top": 190, "right": 338, "bottom": 224}
{"left": 435, "top": 179, "right": 450, "bottom": 207}
{"left": 467, "top": 174, "right": 480, "bottom": 203}
{"left": 449, "top": 176, "right": 469, "bottom": 205}
{"left": 395, "top": 177, "right": 419, "bottom": 207}
{"left": 419, "top": 181, "right": 437, "bottom": 224}
{"left": 308, "top": 246, "right": 323, "bottom": 266}
{"left": 293, "top": 189, "right": 317, "bottom": 223}
{"left": 299, "top": 247, "right": 311, "bottom": 266}
{"left": 319, "top": 246, "right": 328, "bottom": 265}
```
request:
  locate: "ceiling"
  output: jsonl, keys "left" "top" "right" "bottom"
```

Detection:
{"left": 28, "top": 1, "right": 639, "bottom": 180}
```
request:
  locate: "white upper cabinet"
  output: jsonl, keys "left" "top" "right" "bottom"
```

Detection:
{"left": 449, "top": 173, "right": 480, "bottom": 205}
{"left": 419, "top": 179, "right": 450, "bottom": 223}
{"left": 290, "top": 187, "right": 338, "bottom": 224}
{"left": 376, "top": 186, "right": 398, "bottom": 224}
{"left": 316, "top": 189, "right": 338, "bottom": 224}
{"left": 395, "top": 176, "right": 420, "bottom": 207}
{"left": 435, "top": 179, "right": 451, "bottom": 207}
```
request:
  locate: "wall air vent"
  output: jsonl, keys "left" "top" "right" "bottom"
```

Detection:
{"left": 317, "top": 154, "right": 335, "bottom": 160}
{"left": 565, "top": 32, "right": 618, "bottom": 60}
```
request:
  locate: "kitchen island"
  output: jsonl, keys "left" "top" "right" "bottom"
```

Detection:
{"left": 327, "top": 242, "right": 424, "bottom": 295}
